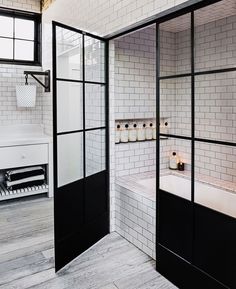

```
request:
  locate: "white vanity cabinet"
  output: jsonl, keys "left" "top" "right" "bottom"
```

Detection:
{"left": 0, "top": 125, "right": 53, "bottom": 201}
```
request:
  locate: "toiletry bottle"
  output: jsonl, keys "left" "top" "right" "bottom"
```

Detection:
{"left": 163, "top": 121, "right": 168, "bottom": 135}
{"left": 120, "top": 123, "right": 129, "bottom": 143}
{"left": 169, "top": 152, "right": 178, "bottom": 170}
{"left": 137, "top": 123, "right": 146, "bottom": 141}
{"left": 152, "top": 122, "right": 156, "bottom": 140}
{"left": 115, "top": 124, "right": 121, "bottom": 144}
{"left": 146, "top": 122, "right": 153, "bottom": 140}
{"left": 129, "top": 123, "right": 137, "bottom": 142}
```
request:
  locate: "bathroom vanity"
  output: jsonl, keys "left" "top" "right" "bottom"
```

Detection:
{"left": 0, "top": 124, "right": 53, "bottom": 200}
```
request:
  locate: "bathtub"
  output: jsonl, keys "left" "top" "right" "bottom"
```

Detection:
{"left": 138, "top": 174, "right": 236, "bottom": 219}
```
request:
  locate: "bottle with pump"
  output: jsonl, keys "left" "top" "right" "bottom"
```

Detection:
{"left": 137, "top": 123, "right": 146, "bottom": 141}
{"left": 120, "top": 123, "right": 129, "bottom": 143}
{"left": 129, "top": 123, "right": 137, "bottom": 142}
{"left": 115, "top": 124, "right": 121, "bottom": 144}
{"left": 169, "top": 152, "right": 179, "bottom": 170}
{"left": 146, "top": 123, "right": 153, "bottom": 140}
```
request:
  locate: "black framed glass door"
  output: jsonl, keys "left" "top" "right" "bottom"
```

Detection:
{"left": 52, "top": 21, "right": 109, "bottom": 271}
{"left": 156, "top": 1, "right": 236, "bottom": 288}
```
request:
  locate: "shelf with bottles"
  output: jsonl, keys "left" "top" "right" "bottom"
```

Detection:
{"left": 115, "top": 118, "right": 170, "bottom": 144}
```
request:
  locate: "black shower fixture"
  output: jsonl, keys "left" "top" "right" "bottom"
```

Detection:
{"left": 24, "top": 70, "right": 51, "bottom": 92}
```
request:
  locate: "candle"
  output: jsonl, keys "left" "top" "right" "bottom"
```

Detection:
{"left": 178, "top": 162, "right": 185, "bottom": 171}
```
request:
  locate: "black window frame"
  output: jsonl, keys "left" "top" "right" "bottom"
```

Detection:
{"left": 0, "top": 7, "right": 41, "bottom": 66}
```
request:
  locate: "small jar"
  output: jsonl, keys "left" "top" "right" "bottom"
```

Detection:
{"left": 129, "top": 123, "right": 137, "bottom": 142}
{"left": 115, "top": 124, "right": 121, "bottom": 144}
{"left": 120, "top": 123, "right": 129, "bottom": 143}
{"left": 146, "top": 122, "right": 153, "bottom": 140}
{"left": 137, "top": 123, "right": 146, "bottom": 141}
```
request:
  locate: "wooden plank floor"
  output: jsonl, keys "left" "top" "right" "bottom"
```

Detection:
{"left": 0, "top": 197, "right": 177, "bottom": 289}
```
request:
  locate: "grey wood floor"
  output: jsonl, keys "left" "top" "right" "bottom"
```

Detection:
{"left": 0, "top": 197, "right": 177, "bottom": 289}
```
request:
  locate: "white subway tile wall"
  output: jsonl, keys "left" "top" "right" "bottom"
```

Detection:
{"left": 115, "top": 141, "right": 156, "bottom": 177}
{"left": 160, "top": 15, "right": 236, "bottom": 181}
{"left": 42, "top": 0, "right": 187, "bottom": 36}
{"left": 115, "top": 184, "right": 156, "bottom": 259}
{"left": 41, "top": 0, "right": 190, "bottom": 234}
{"left": 0, "top": 65, "right": 43, "bottom": 126}
{"left": 114, "top": 13, "right": 236, "bottom": 257}
{"left": 114, "top": 26, "right": 156, "bottom": 120}
{"left": 0, "top": 0, "right": 43, "bottom": 127}
{"left": 0, "top": 0, "right": 41, "bottom": 12}
{"left": 40, "top": 1, "right": 236, "bottom": 240}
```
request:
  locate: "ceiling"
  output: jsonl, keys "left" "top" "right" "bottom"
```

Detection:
{"left": 160, "top": 0, "right": 236, "bottom": 32}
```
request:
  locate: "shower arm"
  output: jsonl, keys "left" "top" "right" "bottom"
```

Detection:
{"left": 24, "top": 70, "right": 50, "bottom": 92}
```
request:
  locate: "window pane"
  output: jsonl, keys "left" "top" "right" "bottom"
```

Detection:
{"left": 160, "top": 14, "right": 191, "bottom": 77}
{"left": 0, "top": 38, "right": 13, "bottom": 59}
{"left": 195, "top": 71, "right": 236, "bottom": 142}
{"left": 15, "top": 19, "right": 34, "bottom": 40}
{"left": 86, "top": 129, "right": 106, "bottom": 177}
{"left": 160, "top": 137, "right": 191, "bottom": 201}
{"left": 15, "top": 40, "right": 34, "bottom": 61}
{"left": 58, "top": 132, "right": 83, "bottom": 187}
{"left": 57, "top": 81, "right": 83, "bottom": 133}
{"left": 56, "top": 27, "right": 82, "bottom": 80}
{"left": 195, "top": 141, "right": 236, "bottom": 218}
{"left": 85, "top": 84, "right": 105, "bottom": 129}
{"left": 85, "top": 36, "right": 105, "bottom": 82}
{"left": 0, "top": 16, "right": 13, "bottom": 37}
{"left": 160, "top": 76, "right": 191, "bottom": 137}
{"left": 195, "top": 0, "right": 236, "bottom": 72}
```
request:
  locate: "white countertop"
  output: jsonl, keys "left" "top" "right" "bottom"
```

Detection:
{"left": 0, "top": 124, "right": 52, "bottom": 147}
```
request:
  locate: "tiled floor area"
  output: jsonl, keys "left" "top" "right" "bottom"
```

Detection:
{"left": 0, "top": 197, "right": 176, "bottom": 289}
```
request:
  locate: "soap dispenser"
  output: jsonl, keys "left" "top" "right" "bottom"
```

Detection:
{"left": 137, "top": 123, "right": 146, "bottom": 141}
{"left": 115, "top": 124, "right": 121, "bottom": 144}
{"left": 129, "top": 123, "right": 137, "bottom": 142}
{"left": 120, "top": 123, "right": 129, "bottom": 143}
{"left": 146, "top": 122, "right": 153, "bottom": 140}
{"left": 169, "top": 152, "right": 179, "bottom": 170}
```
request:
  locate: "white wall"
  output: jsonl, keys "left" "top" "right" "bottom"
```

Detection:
{"left": 114, "top": 26, "right": 156, "bottom": 120}
{"left": 42, "top": 0, "right": 188, "bottom": 36}
{"left": 41, "top": 0, "right": 189, "bottom": 232}
{"left": 0, "top": 0, "right": 44, "bottom": 127}
{"left": 160, "top": 14, "right": 236, "bottom": 183}
{"left": 0, "top": 0, "right": 40, "bottom": 12}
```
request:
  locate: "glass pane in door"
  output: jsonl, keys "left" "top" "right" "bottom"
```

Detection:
{"left": 85, "top": 36, "right": 105, "bottom": 82}
{"left": 195, "top": 71, "right": 236, "bottom": 143}
{"left": 85, "top": 129, "right": 106, "bottom": 177}
{"left": 195, "top": 141, "right": 236, "bottom": 218}
{"left": 160, "top": 77, "right": 191, "bottom": 138}
{"left": 56, "top": 27, "right": 83, "bottom": 80}
{"left": 159, "top": 13, "right": 191, "bottom": 77}
{"left": 194, "top": 0, "right": 236, "bottom": 72}
{"left": 160, "top": 137, "right": 192, "bottom": 200}
{"left": 57, "top": 81, "right": 83, "bottom": 133}
{"left": 57, "top": 132, "right": 83, "bottom": 187}
{"left": 85, "top": 84, "right": 105, "bottom": 129}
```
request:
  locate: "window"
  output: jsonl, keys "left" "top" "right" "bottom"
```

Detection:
{"left": 0, "top": 8, "right": 41, "bottom": 65}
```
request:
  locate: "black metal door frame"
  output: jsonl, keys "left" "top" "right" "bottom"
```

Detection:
{"left": 105, "top": 0, "right": 236, "bottom": 287}
{"left": 52, "top": 21, "right": 109, "bottom": 272}
{"left": 155, "top": 2, "right": 236, "bottom": 289}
